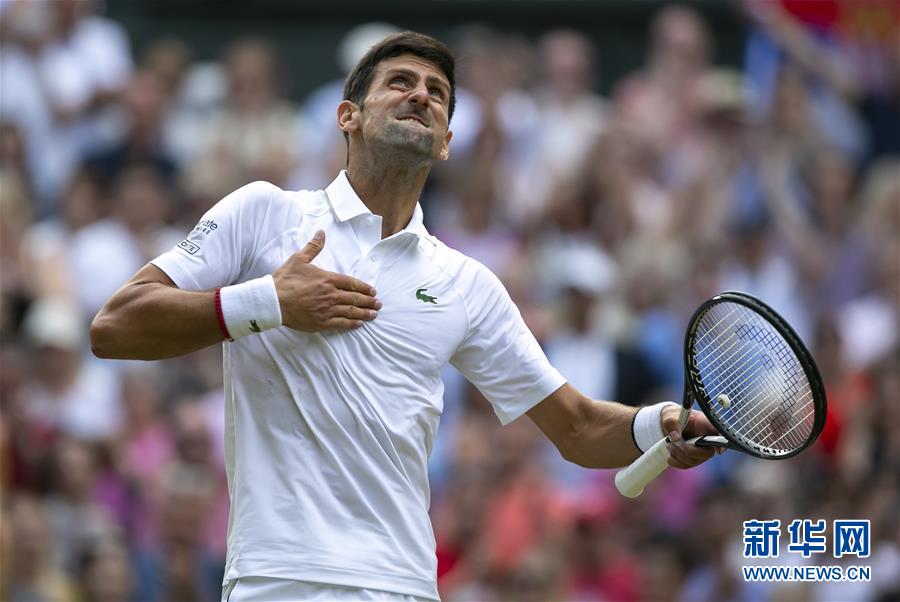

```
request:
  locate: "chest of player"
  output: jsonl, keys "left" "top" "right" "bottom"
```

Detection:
{"left": 257, "top": 225, "right": 468, "bottom": 377}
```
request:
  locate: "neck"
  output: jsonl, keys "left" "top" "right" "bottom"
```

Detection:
{"left": 346, "top": 155, "right": 431, "bottom": 238}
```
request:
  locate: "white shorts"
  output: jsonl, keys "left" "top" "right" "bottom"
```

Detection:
{"left": 222, "top": 577, "right": 437, "bottom": 602}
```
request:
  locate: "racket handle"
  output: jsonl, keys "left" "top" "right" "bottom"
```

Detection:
{"left": 615, "top": 437, "right": 670, "bottom": 498}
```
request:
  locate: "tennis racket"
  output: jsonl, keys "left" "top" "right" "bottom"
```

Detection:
{"left": 615, "top": 291, "right": 827, "bottom": 498}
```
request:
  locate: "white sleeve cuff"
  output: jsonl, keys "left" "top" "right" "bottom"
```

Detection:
{"left": 219, "top": 274, "right": 283, "bottom": 340}
{"left": 632, "top": 401, "right": 680, "bottom": 452}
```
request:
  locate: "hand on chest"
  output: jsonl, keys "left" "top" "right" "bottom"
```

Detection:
{"left": 270, "top": 227, "right": 467, "bottom": 368}
{"left": 350, "top": 243, "right": 463, "bottom": 348}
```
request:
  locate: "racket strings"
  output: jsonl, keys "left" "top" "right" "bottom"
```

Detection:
{"left": 699, "top": 329, "right": 799, "bottom": 419}
{"left": 695, "top": 314, "right": 789, "bottom": 406}
{"left": 702, "top": 321, "right": 813, "bottom": 451}
{"left": 704, "top": 335, "right": 811, "bottom": 451}
{"left": 691, "top": 303, "right": 815, "bottom": 455}
{"left": 695, "top": 326, "right": 800, "bottom": 427}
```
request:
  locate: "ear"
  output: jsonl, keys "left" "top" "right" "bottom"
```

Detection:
{"left": 337, "top": 100, "right": 360, "bottom": 134}
{"left": 438, "top": 129, "right": 453, "bottom": 161}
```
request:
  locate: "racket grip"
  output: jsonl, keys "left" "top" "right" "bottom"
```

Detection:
{"left": 615, "top": 437, "right": 671, "bottom": 498}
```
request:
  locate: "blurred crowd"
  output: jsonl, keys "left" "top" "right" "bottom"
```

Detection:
{"left": 0, "top": 0, "right": 898, "bottom": 601}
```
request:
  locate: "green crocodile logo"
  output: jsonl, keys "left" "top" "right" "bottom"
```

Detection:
{"left": 249, "top": 319, "right": 261, "bottom": 333}
{"left": 416, "top": 288, "right": 437, "bottom": 304}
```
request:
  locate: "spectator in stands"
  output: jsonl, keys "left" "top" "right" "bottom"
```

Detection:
{"left": 431, "top": 161, "right": 522, "bottom": 279}
{"left": 188, "top": 37, "right": 301, "bottom": 192}
{"left": 0, "top": 0, "right": 132, "bottom": 211}
{"left": 717, "top": 217, "right": 810, "bottom": 342}
{"left": 69, "top": 163, "right": 181, "bottom": 315}
{"left": 0, "top": 168, "right": 32, "bottom": 332}
{"left": 5, "top": 495, "right": 79, "bottom": 601}
{"left": 86, "top": 68, "right": 179, "bottom": 187}
{"left": 762, "top": 145, "right": 871, "bottom": 314}
{"left": 835, "top": 159, "right": 900, "bottom": 370}
{"left": 76, "top": 535, "right": 135, "bottom": 602}
{"left": 109, "top": 366, "right": 175, "bottom": 552}
{"left": 22, "top": 168, "right": 104, "bottom": 302}
{"left": 22, "top": 298, "right": 121, "bottom": 440}
{"left": 614, "top": 4, "right": 712, "bottom": 177}
{"left": 741, "top": 0, "right": 869, "bottom": 162}
{"left": 41, "top": 437, "right": 119, "bottom": 577}
{"left": 133, "top": 462, "right": 225, "bottom": 602}
{"left": 507, "top": 29, "right": 608, "bottom": 226}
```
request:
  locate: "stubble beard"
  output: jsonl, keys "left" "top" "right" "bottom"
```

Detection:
{"left": 376, "top": 120, "right": 437, "bottom": 166}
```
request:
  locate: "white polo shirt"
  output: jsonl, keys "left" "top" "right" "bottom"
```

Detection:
{"left": 150, "top": 172, "right": 565, "bottom": 600}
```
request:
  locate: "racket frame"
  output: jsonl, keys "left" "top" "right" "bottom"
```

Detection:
{"left": 684, "top": 291, "right": 827, "bottom": 460}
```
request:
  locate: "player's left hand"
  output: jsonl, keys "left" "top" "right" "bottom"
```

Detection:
{"left": 661, "top": 406, "right": 722, "bottom": 469}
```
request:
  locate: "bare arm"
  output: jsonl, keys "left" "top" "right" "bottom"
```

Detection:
{"left": 91, "top": 231, "right": 380, "bottom": 361}
{"left": 527, "top": 383, "right": 641, "bottom": 468}
{"left": 90, "top": 264, "right": 222, "bottom": 360}
{"left": 527, "top": 383, "right": 718, "bottom": 469}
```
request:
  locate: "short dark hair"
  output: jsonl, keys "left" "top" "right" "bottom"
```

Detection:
{"left": 343, "top": 31, "right": 456, "bottom": 123}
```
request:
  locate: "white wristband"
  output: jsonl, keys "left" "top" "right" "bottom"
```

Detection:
{"left": 632, "top": 401, "right": 680, "bottom": 453}
{"left": 219, "top": 274, "right": 283, "bottom": 340}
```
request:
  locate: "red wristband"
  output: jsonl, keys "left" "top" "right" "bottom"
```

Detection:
{"left": 214, "top": 288, "right": 233, "bottom": 341}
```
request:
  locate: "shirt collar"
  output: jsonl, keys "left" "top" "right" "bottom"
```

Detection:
{"left": 324, "top": 170, "right": 429, "bottom": 239}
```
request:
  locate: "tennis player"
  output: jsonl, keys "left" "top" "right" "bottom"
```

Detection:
{"left": 91, "top": 31, "right": 719, "bottom": 602}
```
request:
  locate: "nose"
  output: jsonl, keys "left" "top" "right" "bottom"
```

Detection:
{"left": 408, "top": 84, "right": 431, "bottom": 106}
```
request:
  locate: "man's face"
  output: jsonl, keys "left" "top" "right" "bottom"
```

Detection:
{"left": 349, "top": 54, "right": 453, "bottom": 162}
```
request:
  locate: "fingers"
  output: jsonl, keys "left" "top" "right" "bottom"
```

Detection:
{"left": 296, "top": 230, "right": 326, "bottom": 263}
{"left": 666, "top": 410, "right": 722, "bottom": 468}
{"left": 660, "top": 405, "right": 687, "bottom": 440}
{"left": 335, "top": 291, "right": 382, "bottom": 310}
{"left": 333, "top": 274, "right": 377, "bottom": 297}
{"left": 667, "top": 439, "right": 716, "bottom": 469}
{"left": 332, "top": 305, "right": 378, "bottom": 322}
{"left": 320, "top": 305, "right": 378, "bottom": 331}
{"left": 323, "top": 317, "right": 365, "bottom": 330}
{"left": 684, "top": 409, "right": 721, "bottom": 438}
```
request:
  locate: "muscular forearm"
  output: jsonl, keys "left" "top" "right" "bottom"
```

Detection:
{"left": 530, "top": 383, "right": 717, "bottom": 472}
{"left": 91, "top": 270, "right": 224, "bottom": 360}
{"left": 563, "top": 400, "right": 642, "bottom": 469}
{"left": 528, "top": 384, "right": 642, "bottom": 469}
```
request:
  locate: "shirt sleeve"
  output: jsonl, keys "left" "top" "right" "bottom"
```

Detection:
{"left": 150, "top": 181, "right": 278, "bottom": 291}
{"left": 450, "top": 259, "right": 566, "bottom": 425}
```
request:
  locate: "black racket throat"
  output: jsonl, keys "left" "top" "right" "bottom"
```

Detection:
{"left": 673, "top": 382, "right": 739, "bottom": 451}
{"left": 692, "top": 435, "right": 732, "bottom": 449}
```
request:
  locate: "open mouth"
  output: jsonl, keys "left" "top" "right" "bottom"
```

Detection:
{"left": 397, "top": 115, "right": 428, "bottom": 127}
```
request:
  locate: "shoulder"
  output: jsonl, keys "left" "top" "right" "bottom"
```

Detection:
{"left": 227, "top": 180, "right": 283, "bottom": 207}
{"left": 429, "top": 237, "right": 506, "bottom": 297}
{"left": 225, "top": 181, "right": 327, "bottom": 220}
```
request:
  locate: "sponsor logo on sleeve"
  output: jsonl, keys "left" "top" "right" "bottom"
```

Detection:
{"left": 177, "top": 219, "right": 219, "bottom": 254}
{"left": 190, "top": 220, "right": 218, "bottom": 238}
{"left": 178, "top": 239, "right": 200, "bottom": 255}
